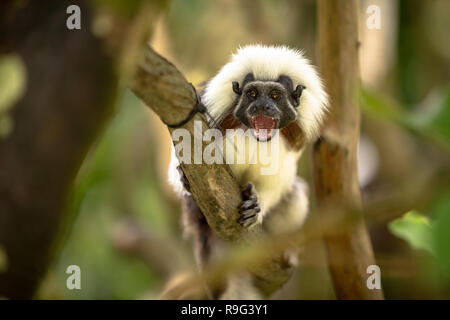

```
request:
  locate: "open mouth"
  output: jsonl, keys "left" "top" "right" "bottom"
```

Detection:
{"left": 249, "top": 115, "right": 279, "bottom": 141}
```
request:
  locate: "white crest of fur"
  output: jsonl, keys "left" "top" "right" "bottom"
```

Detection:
{"left": 203, "top": 45, "right": 328, "bottom": 139}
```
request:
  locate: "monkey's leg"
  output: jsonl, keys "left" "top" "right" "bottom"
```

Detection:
{"left": 177, "top": 166, "right": 228, "bottom": 298}
{"left": 262, "top": 177, "right": 309, "bottom": 267}
{"left": 182, "top": 194, "right": 233, "bottom": 299}
{"left": 181, "top": 195, "right": 214, "bottom": 268}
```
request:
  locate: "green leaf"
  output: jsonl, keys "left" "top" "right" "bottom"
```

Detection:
{"left": 388, "top": 210, "right": 435, "bottom": 255}
{"left": 390, "top": 194, "right": 450, "bottom": 275}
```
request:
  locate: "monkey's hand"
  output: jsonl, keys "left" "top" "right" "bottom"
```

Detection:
{"left": 177, "top": 165, "right": 191, "bottom": 193}
{"left": 237, "top": 183, "right": 261, "bottom": 228}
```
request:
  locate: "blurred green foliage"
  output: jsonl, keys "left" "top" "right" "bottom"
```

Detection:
{"left": 0, "top": 55, "right": 26, "bottom": 138}
{"left": 361, "top": 87, "right": 450, "bottom": 153}
{"left": 39, "top": 90, "right": 174, "bottom": 299}
{"left": 91, "top": 0, "right": 166, "bottom": 17}
{"left": 0, "top": 55, "right": 26, "bottom": 112}
{"left": 365, "top": 86, "right": 450, "bottom": 283}
{"left": 431, "top": 193, "right": 450, "bottom": 271}
{"left": 0, "top": 246, "right": 7, "bottom": 274}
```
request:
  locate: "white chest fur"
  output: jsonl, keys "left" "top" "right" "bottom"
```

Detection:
{"left": 224, "top": 130, "right": 301, "bottom": 215}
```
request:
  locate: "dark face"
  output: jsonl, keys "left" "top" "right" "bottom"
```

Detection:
{"left": 232, "top": 74, "right": 304, "bottom": 141}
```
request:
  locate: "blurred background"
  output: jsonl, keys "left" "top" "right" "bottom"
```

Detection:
{"left": 1, "top": 0, "right": 449, "bottom": 299}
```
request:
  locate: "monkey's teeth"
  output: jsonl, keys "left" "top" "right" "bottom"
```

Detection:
{"left": 249, "top": 115, "right": 278, "bottom": 141}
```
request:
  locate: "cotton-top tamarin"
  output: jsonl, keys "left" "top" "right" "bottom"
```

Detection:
{"left": 169, "top": 45, "right": 328, "bottom": 299}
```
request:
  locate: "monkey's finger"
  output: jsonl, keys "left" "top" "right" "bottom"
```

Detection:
{"left": 238, "top": 203, "right": 261, "bottom": 214}
{"left": 240, "top": 183, "right": 255, "bottom": 198}
{"left": 241, "top": 219, "right": 257, "bottom": 229}
{"left": 237, "top": 214, "right": 257, "bottom": 228}
{"left": 238, "top": 206, "right": 261, "bottom": 218}
{"left": 238, "top": 199, "right": 258, "bottom": 211}
{"left": 238, "top": 215, "right": 258, "bottom": 228}
{"left": 237, "top": 213, "right": 255, "bottom": 222}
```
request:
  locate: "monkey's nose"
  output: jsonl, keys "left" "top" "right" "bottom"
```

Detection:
{"left": 256, "top": 104, "right": 276, "bottom": 116}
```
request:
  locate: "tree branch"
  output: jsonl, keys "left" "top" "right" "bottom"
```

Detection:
{"left": 313, "top": 0, "right": 384, "bottom": 299}
{"left": 111, "top": 218, "right": 192, "bottom": 279}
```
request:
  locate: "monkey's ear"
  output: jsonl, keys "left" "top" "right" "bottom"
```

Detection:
{"left": 242, "top": 72, "right": 255, "bottom": 84}
{"left": 232, "top": 81, "right": 241, "bottom": 95}
{"left": 292, "top": 85, "right": 306, "bottom": 105}
{"left": 233, "top": 73, "right": 254, "bottom": 95}
{"left": 277, "top": 75, "right": 294, "bottom": 92}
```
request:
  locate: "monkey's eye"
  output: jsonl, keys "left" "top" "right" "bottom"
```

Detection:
{"left": 270, "top": 90, "right": 280, "bottom": 100}
{"left": 246, "top": 89, "right": 257, "bottom": 99}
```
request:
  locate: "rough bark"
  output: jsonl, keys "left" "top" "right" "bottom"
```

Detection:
{"left": 313, "top": 0, "right": 384, "bottom": 299}
{"left": 130, "top": 45, "right": 293, "bottom": 297}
